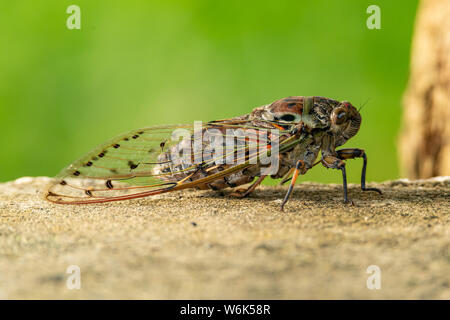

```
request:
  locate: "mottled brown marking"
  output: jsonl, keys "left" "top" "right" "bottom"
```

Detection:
{"left": 269, "top": 96, "right": 306, "bottom": 115}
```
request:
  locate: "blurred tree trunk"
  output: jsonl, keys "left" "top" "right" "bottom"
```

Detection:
{"left": 400, "top": 0, "right": 450, "bottom": 179}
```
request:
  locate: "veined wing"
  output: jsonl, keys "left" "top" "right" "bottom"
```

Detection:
{"left": 45, "top": 120, "right": 298, "bottom": 204}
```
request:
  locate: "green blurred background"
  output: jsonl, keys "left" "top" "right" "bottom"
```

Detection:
{"left": 0, "top": 0, "right": 418, "bottom": 184}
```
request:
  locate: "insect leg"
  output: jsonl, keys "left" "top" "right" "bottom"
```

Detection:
{"left": 341, "top": 165, "right": 350, "bottom": 204}
{"left": 279, "top": 167, "right": 295, "bottom": 186}
{"left": 281, "top": 160, "right": 305, "bottom": 211}
{"left": 336, "top": 149, "right": 382, "bottom": 195}
{"left": 321, "top": 155, "right": 352, "bottom": 204}
{"left": 279, "top": 160, "right": 321, "bottom": 185}
{"left": 229, "top": 175, "right": 267, "bottom": 198}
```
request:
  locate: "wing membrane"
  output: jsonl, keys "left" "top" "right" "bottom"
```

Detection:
{"left": 46, "top": 120, "right": 296, "bottom": 204}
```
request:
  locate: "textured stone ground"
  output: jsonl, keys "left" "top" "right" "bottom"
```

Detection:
{"left": 0, "top": 176, "right": 448, "bottom": 299}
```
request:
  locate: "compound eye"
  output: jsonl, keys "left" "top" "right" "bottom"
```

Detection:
{"left": 333, "top": 109, "right": 347, "bottom": 124}
{"left": 337, "top": 111, "right": 346, "bottom": 120}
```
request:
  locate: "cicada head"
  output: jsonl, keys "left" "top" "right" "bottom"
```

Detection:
{"left": 330, "top": 101, "right": 362, "bottom": 146}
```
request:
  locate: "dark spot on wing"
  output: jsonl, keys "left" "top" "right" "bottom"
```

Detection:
{"left": 60, "top": 180, "right": 67, "bottom": 185}
{"left": 85, "top": 161, "right": 93, "bottom": 167}
{"left": 123, "top": 137, "right": 129, "bottom": 141}
{"left": 132, "top": 135, "right": 139, "bottom": 139}
{"left": 85, "top": 190, "right": 93, "bottom": 197}
{"left": 106, "top": 180, "right": 114, "bottom": 189}
{"left": 113, "top": 144, "right": 120, "bottom": 149}
{"left": 73, "top": 171, "right": 81, "bottom": 176}
{"left": 128, "top": 161, "right": 138, "bottom": 170}
{"left": 110, "top": 169, "right": 118, "bottom": 174}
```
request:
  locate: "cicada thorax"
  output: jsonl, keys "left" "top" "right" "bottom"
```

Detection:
{"left": 261, "top": 96, "right": 363, "bottom": 155}
{"left": 245, "top": 96, "right": 340, "bottom": 176}
{"left": 254, "top": 96, "right": 339, "bottom": 129}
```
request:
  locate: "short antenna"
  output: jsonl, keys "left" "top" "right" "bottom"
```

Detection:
{"left": 358, "top": 98, "right": 371, "bottom": 112}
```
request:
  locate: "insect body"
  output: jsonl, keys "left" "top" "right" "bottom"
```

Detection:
{"left": 46, "top": 96, "right": 381, "bottom": 209}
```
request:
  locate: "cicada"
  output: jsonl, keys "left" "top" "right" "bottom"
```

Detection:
{"left": 46, "top": 96, "right": 381, "bottom": 210}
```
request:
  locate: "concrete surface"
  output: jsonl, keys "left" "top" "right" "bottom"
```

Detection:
{"left": 0, "top": 176, "right": 448, "bottom": 299}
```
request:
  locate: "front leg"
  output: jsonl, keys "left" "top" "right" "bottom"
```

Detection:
{"left": 321, "top": 155, "right": 352, "bottom": 204}
{"left": 336, "top": 149, "right": 382, "bottom": 195}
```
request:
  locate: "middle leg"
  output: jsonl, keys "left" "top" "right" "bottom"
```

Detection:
{"left": 321, "top": 155, "right": 352, "bottom": 204}
{"left": 229, "top": 175, "right": 267, "bottom": 198}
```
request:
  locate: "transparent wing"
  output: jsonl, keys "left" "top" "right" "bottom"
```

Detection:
{"left": 46, "top": 120, "right": 296, "bottom": 204}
